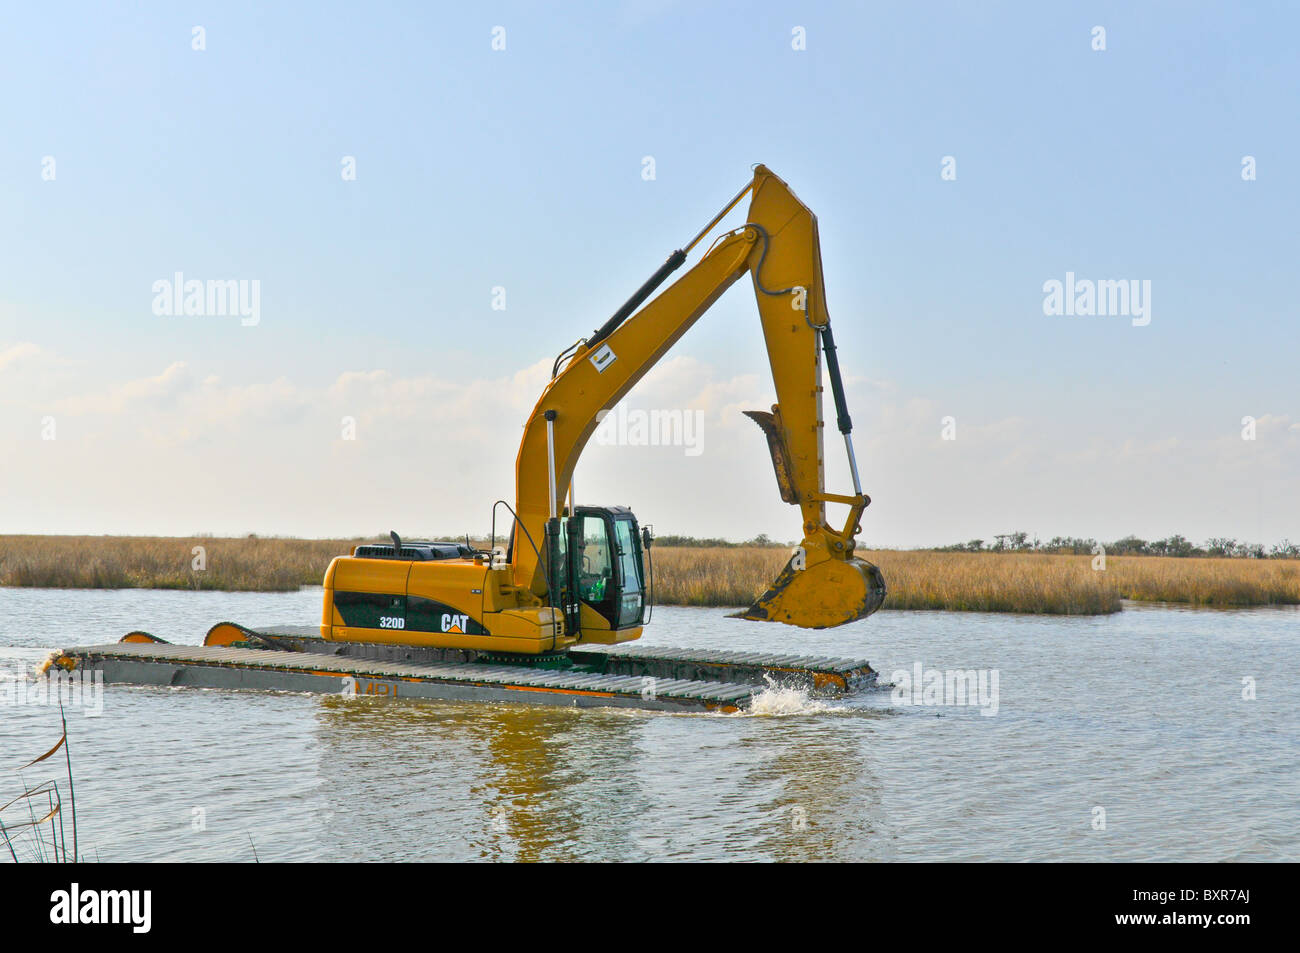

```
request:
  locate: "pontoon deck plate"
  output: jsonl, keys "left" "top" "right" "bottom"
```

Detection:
{"left": 49, "top": 629, "right": 876, "bottom": 713}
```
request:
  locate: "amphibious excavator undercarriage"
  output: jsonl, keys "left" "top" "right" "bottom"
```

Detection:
{"left": 50, "top": 165, "right": 887, "bottom": 711}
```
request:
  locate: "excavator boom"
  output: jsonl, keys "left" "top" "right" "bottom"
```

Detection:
{"left": 511, "top": 165, "right": 886, "bottom": 629}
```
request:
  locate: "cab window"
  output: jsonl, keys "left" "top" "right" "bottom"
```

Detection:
{"left": 579, "top": 517, "right": 612, "bottom": 602}
{"left": 615, "top": 519, "right": 642, "bottom": 593}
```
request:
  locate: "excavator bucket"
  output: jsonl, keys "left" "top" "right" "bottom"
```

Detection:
{"left": 739, "top": 406, "right": 885, "bottom": 628}
{"left": 739, "top": 553, "right": 886, "bottom": 629}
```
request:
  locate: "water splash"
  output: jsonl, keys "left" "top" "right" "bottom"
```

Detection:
{"left": 743, "top": 676, "right": 834, "bottom": 716}
{"left": 33, "top": 651, "right": 60, "bottom": 677}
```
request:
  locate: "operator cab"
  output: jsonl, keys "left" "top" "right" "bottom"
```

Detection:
{"left": 552, "top": 505, "right": 648, "bottom": 634}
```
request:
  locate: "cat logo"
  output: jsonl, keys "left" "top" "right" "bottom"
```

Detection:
{"left": 441, "top": 613, "right": 471, "bottom": 634}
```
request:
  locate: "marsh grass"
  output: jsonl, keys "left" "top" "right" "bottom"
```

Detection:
{"left": 2, "top": 536, "right": 1296, "bottom": 613}
{"left": 1108, "top": 555, "right": 1300, "bottom": 607}
{"left": 652, "top": 548, "right": 1121, "bottom": 614}
{"left": 650, "top": 548, "right": 1300, "bottom": 614}
{"left": 864, "top": 551, "right": 1123, "bottom": 614}
{"left": 0, "top": 535, "right": 360, "bottom": 591}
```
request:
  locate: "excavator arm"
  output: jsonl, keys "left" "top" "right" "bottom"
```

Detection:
{"left": 510, "top": 165, "right": 886, "bottom": 629}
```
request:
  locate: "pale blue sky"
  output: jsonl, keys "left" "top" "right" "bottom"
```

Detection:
{"left": 2, "top": 1, "right": 1297, "bottom": 543}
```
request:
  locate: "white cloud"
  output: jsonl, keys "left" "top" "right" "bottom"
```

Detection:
{"left": 2, "top": 353, "right": 1297, "bottom": 544}
{"left": 0, "top": 342, "right": 41, "bottom": 372}
{"left": 54, "top": 361, "right": 194, "bottom": 415}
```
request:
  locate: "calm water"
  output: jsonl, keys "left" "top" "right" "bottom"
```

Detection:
{"left": 0, "top": 587, "right": 1295, "bottom": 862}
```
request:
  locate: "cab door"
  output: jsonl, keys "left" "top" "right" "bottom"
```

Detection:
{"left": 572, "top": 512, "right": 617, "bottom": 626}
{"left": 612, "top": 517, "right": 646, "bottom": 627}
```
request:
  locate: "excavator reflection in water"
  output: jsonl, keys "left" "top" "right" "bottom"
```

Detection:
{"left": 314, "top": 164, "right": 887, "bottom": 655}
{"left": 313, "top": 695, "right": 883, "bottom": 861}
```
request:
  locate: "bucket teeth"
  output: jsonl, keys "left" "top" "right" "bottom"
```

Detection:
{"left": 743, "top": 408, "right": 798, "bottom": 504}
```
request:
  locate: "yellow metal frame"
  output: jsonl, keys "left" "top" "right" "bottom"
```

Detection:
{"left": 510, "top": 165, "right": 878, "bottom": 628}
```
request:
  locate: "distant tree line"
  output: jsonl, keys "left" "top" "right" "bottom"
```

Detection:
{"left": 653, "top": 533, "right": 787, "bottom": 548}
{"left": 642, "top": 531, "right": 1300, "bottom": 559}
{"left": 934, "top": 532, "right": 1300, "bottom": 559}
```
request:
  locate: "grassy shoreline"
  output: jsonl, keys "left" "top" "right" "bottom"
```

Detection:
{"left": 655, "top": 548, "right": 1300, "bottom": 613}
{"left": 1, "top": 535, "right": 1297, "bottom": 614}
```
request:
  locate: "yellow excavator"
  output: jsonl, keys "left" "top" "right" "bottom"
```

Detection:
{"left": 321, "top": 165, "right": 886, "bottom": 655}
